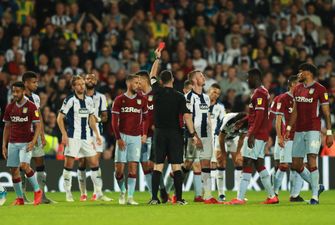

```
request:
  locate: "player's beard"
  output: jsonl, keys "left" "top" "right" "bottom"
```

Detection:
{"left": 86, "top": 83, "right": 95, "bottom": 90}
{"left": 14, "top": 95, "right": 24, "bottom": 103}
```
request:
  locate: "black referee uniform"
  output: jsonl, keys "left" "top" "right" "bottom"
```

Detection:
{"left": 149, "top": 73, "right": 191, "bottom": 204}
{"left": 151, "top": 79, "right": 189, "bottom": 164}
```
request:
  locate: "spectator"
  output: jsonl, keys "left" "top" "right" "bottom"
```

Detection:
{"left": 51, "top": 2, "right": 71, "bottom": 28}
{"left": 219, "top": 66, "right": 244, "bottom": 96}
{"left": 63, "top": 54, "right": 83, "bottom": 75}
{"left": 149, "top": 13, "right": 169, "bottom": 39}
{"left": 192, "top": 48, "right": 207, "bottom": 72}
{"left": 95, "top": 45, "right": 122, "bottom": 73}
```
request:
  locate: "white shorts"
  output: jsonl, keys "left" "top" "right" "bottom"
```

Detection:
{"left": 292, "top": 131, "right": 321, "bottom": 158}
{"left": 65, "top": 138, "right": 97, "bottom": 158}
{"left": 32, "top": 136, "right": 45, "bottom": 157}
{"left": 211, "top": 135, "right": 219, "bottom": 162}
{"left": 241, "top": 138, "right": 266, "bottom": 160}
{"left": 7, "top": 143, "right": 32, "bottom": 167}
{"left": 185, "top": 137, "right": 213, "bottom": 161}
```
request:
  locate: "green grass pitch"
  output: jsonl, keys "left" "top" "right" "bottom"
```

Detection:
{"left": 1, "top": 191, "right": 335, "bottom": 225}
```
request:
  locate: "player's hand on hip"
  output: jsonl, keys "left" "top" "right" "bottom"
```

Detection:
{"left": 27, "top": 142, "right": 35, "bottom": 152}
{"left": 41, "top": 135, "right": 47, "bottom": 147}
{"left": 117, "top": 139, "right": 126, "bottom": 151}
{"left": 62, "top": 134, "right": 69, "bottom": 146}
{"left": 248, "top": 134, "right": 255, "bottom": 149}
{"left": 326, "top": 134, "right": 333, "bottom": 148}
{"left": 278, "top": 135, "right": 285, "bottom": 148}
{"left": 96, "top": 135, "right": 102, "bottom": 146}
{"left": 2, "top": 145, "right": 7, "bottom": 160}
{"left": 141, "top": 135, "right": 147, "bottom": 144}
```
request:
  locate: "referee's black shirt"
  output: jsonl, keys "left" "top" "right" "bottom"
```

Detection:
{"left": 151, "top": 78, "right": 190, "bottom": 129}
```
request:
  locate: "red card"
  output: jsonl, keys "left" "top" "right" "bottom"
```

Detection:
{"left": 158, "top": 42, "right": 165, "bottom": 50}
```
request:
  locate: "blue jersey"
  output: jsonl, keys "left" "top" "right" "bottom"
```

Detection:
{"left": 60, "top": 94, "right": 95, "bottom": 140}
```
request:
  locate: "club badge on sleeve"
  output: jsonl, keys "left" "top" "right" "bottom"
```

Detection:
{"left": 35, "top": 110, "right": 39, "bottom": 117}
{"left": 324, "top": 93, "right": 329, "bottom": 101}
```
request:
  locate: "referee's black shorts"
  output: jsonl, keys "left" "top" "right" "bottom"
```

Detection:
{"left": 153, "top": 128, "right": 184, "bottom": 164}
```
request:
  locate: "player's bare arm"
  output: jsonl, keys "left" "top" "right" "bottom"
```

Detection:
{"left": 218, "top": 132, "right": 227, "bottom": 155}
{"left": 285, "top": 101, "right": 297, "bottom": 140}
{"left": 27, "top": 122, "right": 41, "bottom": 152}
{"left": 184, "top": 113, "right": 202, "bottom": 148}
{"left": 2, "top": 122, "right": 10, "bottom": 159}
{"left": 321, "top": 104, "right": 334, "bottom": 148}
{"left": 237, "top": 133, "right": 246, "bottom": 153}
{"left": 89, "top": 114, "right": 102, "bottom": 146}
{"left": 276, "top": 114, "right": 284, "bottom": 148}
{"left": 149, "top": 48, "right": 162, "bottom": 79}
{"left": 57, "top": 113, "right": 69, "bottom": 146}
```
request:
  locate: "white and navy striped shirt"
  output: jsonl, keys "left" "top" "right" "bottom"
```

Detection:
{"left": 51, "top": 15, "right": 71, "bottom": 27}
{"left": 60, "top": 94, "right": 95, "bottom": 140}
{"left": 25, "top": 93, "right": 40, "bottom": 109}
{"left": 209, "top": 101, "right": 226, "bottom": 137}
{"left": 89, "top": 91, "right": 108, "bottom": 134}
{"left": 185, "top": 90, "right": 212, "bottom": 138}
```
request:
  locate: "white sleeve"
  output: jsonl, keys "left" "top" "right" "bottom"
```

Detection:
{"left": 60, "top": 97, "right": 73, "bottom": 115}
{"left": 33, "top": 94, "right": 41, "bottom": 109}
{"left": 100, "top": 95, "right": 108, "bottom": 112}
{"left": 88, "top": 98, "right": 95, "bottom": 114}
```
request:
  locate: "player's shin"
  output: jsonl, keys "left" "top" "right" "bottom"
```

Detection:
{"left": 238, "top": 167, "right": 252, "bottom": 200}
{"left": 26, "top": 170, "right": 40, "bottom": 192}
{"left": 290, "top": 170, "right": 303, "bottom": 197}
{"left": 233, "top": 167, "right": 242, "bottom": 191}
{"left": 201, "top": 168, "right": 212, "bottom": 200}
{"left": 143, "top": 169, "right": 153, "bottom": 193}
{"left": 309, "top": 167, "right": 320, "bottom": 200}
{"left": 298, "top": 167, "right": 312, "bottom": 184}
{"left": 62, "top": 168, "right": 73, "bottom": 193}
{"left": 12, "top": 177, "right": 24, "bottom": 199}
{"left": 193, "top": 171, "right": 202, "bottom": 197}
{"left": 77, "top": 167, "right": 87, "bottom": 196}
{"left": 90, "top": 167, "right": 103, "bottom": 196}
{"left": 258, "top": 167, "right": 275, "bottom": 198}
{"left": 115, "top": 173, "right": 126, "bottom": 193}
{"left": 216, "top": 168, "right": 225, "bottom": 196}
{"left": 36, "top": 166, "right": 47, "bottom": 192}
{"left": 127, "top": 173, "right": 137, "bottom": 198}
{"left": 165, "top": 172, "right": 174, "bottom": 193}
{"left": 274, "top": 166, "right": 287, "bottom": 195}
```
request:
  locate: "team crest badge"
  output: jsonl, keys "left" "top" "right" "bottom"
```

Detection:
{"left": 276, "top": 103, "right": 281, "bottom": 110}
{"left": 324, "top": 93, "right": 329, "bottom": 100}
{"left": 148, "top": 95, "right": 153, "bottom": 102}
{"left": 257, "top": 98, "right": 263, "bottom": 105}
{"left": 35, "top": 110, "right": 39, "bottom": 117}
{"left": 137, "top": 99, "right": 142, "bottom": 105}
{"left": 309, "top": 88, "right": 314, "bottom": 95}
{"left": 23, "top": 107, "right": 28, "bottom": 114}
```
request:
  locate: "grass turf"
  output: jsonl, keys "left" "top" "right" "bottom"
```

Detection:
{"left": 1, "top": 191, "right": 335, "bottom": 225}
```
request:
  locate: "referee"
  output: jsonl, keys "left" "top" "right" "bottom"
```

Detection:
{"left": 148, "top": 48, "right": 201, "bottom": 205}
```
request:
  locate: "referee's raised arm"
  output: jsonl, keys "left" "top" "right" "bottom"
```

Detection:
{"left": 149, "top": 46, "right": 200, "bottom": 205}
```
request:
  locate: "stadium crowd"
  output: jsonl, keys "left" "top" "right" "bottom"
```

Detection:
{"left": 0, "top": 0, "right": 335, "bottom": 159}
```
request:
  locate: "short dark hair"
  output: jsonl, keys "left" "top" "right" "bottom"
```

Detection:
{"left": 22, "top": 71, "right": 37, "bottom": 82}
{"left": 210, "top": 83, "right": 221, "bottom": 90}
{"left": 288, "top": 75, "right": 298, "bottom": 87}
{"left": 12, "top": 81, "right": 25, "bottom": 89}
{"left": 184, "top": 80, "right": 192, "bottom": 88}
{"left": 126, "top": 74, "right": 139, "bottom": 81}
{"left": 135, "top": 70, "right": 150, "bottom": 82}
{"left": 248, "top": 68, "right": 262, "bottom": 80}
{"left": 159, "top": 70, "right": 173, "bottom": 84}
{"left": 298, "top": 63, "right": 317, "bottom": 77}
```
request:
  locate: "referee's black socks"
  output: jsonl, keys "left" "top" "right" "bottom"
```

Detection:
{"left": 173, "top": 170, "right": 183, "bottom": 201}
{"left": 152, "top": 170, "right": 161, "bottom": 200}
